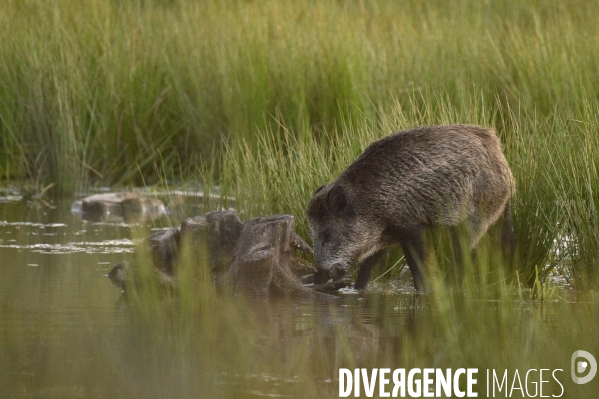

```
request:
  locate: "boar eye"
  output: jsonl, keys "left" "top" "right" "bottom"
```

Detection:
{"left": 321, "top": 230, "right": 331, "bottom": 244}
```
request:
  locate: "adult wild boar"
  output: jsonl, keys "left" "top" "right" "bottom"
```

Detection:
{"left": 306, "top": 125, "right": 515, "bottom": 290}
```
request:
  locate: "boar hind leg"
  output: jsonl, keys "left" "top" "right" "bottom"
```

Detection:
{"left": 501, "top": 200, "right": 516, "bottom": 263}
{"left": 451, "top": 228, "right": 464, "bottom": 278}
{"left": 450, "top": 224, "right": 473, "bottom": 281}
{"left": 354, "top": 250, "right": 387, "bottom": 290}
{"left": 400, "top": 230, "right": 426, "bottom": 291}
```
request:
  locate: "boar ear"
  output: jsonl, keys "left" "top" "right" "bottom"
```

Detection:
{"left": 313, "top": 185, "right": 326, "bottom": 195}
{"left": 327, "top": 185, "right": 351, "bottom": 215}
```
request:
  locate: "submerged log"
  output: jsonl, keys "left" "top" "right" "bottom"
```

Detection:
{"left": 106, "top": 261, "right": 174, "bottom": 293}
{"left": 106, "top": 261, "right": 131, "bottom": 291}
{"left": 73, "top": 191, "right": 166, "bottom": 222}
{"left": 310, "top": 278, "right": 354, "bottom": 293}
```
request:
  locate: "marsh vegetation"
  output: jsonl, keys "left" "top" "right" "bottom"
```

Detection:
{"left": 1, "top": 0, "right": 599, "bottom": 397}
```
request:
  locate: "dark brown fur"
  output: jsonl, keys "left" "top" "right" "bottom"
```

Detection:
{"left": 306, "top": 124, "right": 515, "bottom": 290}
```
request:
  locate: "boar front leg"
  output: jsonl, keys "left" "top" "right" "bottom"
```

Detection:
{"left": 354, "top": 250, "right": 387, "bottom": 290}
{"left": 400, "top": 230, "right": 426, "bottom": 291}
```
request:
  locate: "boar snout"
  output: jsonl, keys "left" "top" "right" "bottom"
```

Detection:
{"left": 313, "top": 269, "right": 331, "bottom": 284}
{"left": 312, "top": 263, "right": 348, "bottom": 284}
{"left": 330, "top": 264, "right": 348, "bottom": 282}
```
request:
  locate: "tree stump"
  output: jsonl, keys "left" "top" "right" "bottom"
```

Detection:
{"left": 147, "top": 227, "right": 181, "bottom": 275}
{"left": 222, "top": 215, "right": 315, "bottom": 298}
{"left": 181, "top": 210, "right": 244, "bottom": 276}
{"left": 108, "top": 209, "right": 334, "bottom": 300}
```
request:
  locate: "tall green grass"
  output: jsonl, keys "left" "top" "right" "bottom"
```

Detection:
{"left": 207, "top": 90, "right": 599, "bottom": 289}
{"left": 2, "top": 0, "right": 599, "bottom": 284}
{"left": 1, "top": 203, "right": 597, "bottom": 398}
{"left": 4, "top": 2, "right": 599, "bottom": 397}
{"left": 65, "top": 237, "right": 595, "bottom": 399}
{"left": 2, "top": 0, "right": 599, "bottom": 194}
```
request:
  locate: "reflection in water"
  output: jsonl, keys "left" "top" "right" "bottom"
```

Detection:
{"left": 0, "top": 196, "right": 597, "bottom": 398}
{"left": 0, "top": 197, "right": 138, "bottom": 397}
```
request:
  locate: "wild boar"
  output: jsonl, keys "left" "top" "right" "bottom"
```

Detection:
{"left": 306, "top": 124, "right": 515, "bottom": 290}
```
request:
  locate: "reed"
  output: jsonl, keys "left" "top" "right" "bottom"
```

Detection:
{"left": 2, "top": 0, "right": 599, "bottom": 196}
{"left": 4, "top": 1, "right": 599, "bottom": 397}
{"left": 212, "top": 89, "right": 599, "bottom": 288}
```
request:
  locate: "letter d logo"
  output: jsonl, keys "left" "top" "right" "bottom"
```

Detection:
{"left": 571, "top": 350, "right": 597, "bottom": 384}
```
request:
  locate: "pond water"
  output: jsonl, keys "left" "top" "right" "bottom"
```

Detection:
{"left": 0, "top": 193, "right": 597, "bottom": 398}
